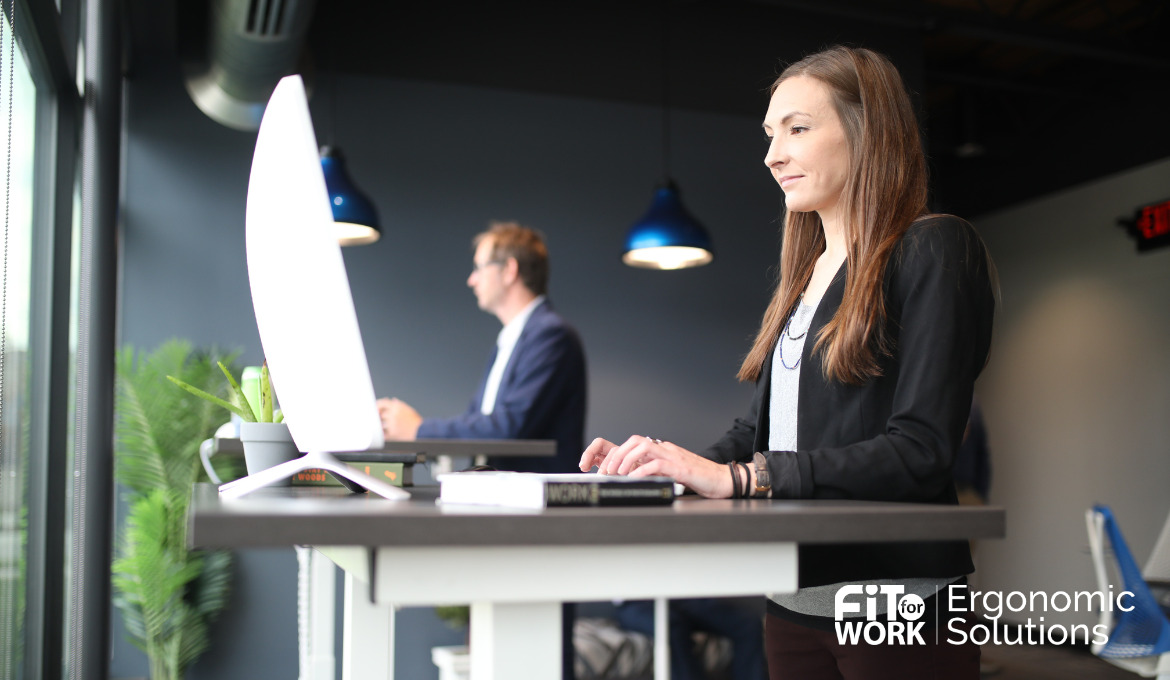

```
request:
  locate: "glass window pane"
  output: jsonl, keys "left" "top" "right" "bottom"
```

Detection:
{"left": 60, "top": 141, "right": 81, "bottom": 677}
{"left": 0, "top": 17, "right": 40, "bottom": 680}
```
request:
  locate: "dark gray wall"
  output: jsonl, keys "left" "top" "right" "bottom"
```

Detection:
{"left": 318, "top": 74, "right": 779, "bottom": 454}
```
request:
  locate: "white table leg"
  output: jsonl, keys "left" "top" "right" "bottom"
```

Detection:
{"left": 469, "top": 600, "right": 561, "bottom": 680}
{"left": 654, "top": 597, "right": 670, "bottom": 680}
{"left": 298, "top": 547, "right": 338, "bottom": 680}
{"left": 342, "top": 572, "right": 395, "bottom": 680}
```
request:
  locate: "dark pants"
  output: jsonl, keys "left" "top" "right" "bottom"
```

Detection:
{"left": 764, "top": 614, "right": 980, "bottom": 680}
{"left": 564, "top": 602, "right": 576, "bottom": 679}
{"left": 616, "top": 598, "right": 768, "bottom": 680}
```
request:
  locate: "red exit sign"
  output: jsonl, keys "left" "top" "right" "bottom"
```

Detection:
{"left": 1120, "top": 199, "right": 1170, "bottom": 252}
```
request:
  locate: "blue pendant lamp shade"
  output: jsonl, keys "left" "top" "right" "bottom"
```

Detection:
{"left": 319, "top": 146, "right": 381, "bottom": 246}
{"left": 623, "top": 180, "right": 714, "bottom": 269}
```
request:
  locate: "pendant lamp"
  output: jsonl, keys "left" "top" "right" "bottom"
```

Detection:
{"left": 316, "top": 76, "right": 380, "bottom": 246}
{"left": 622, "top": 5, "right": 713, "bottom": 270}
{"left": 623, "top": 180, "right": 713, "bottom": 269}
{"left": 320, "top": 145, "right": 381, "bottom": 246}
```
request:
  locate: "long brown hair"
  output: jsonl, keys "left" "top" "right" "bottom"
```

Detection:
{"left": 738, "top": 46, "right": 928, "bottom": 385}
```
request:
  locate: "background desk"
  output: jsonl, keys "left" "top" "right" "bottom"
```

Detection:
{"left": 189, "top": 484, "right": 1005, "bottom": 679}
{"left": 209, "top": 437, "right": 556, "bottom": 458}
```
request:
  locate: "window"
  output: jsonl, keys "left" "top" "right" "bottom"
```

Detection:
{"left": 0, "top": 15, "right": 41, "bottom": 679}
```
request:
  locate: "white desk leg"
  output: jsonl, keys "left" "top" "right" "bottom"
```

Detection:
{"left": 469, "top": 601, "right": 560, "bottom": 680}
{"left": 654, "top": 598, "right": 670, "bottom": 680}
{"left": 342, "top": 572, "right": 394, "bottom": 680}
{"left": 298, "top": 547, "right": 337, "bottom": 680}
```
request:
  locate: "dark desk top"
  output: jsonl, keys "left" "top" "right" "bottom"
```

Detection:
{"left": 188, "top": 483, "right": 1005, "bottom": 550}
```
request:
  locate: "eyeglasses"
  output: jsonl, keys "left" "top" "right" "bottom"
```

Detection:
{"left": 471, "top": 259, "right": 505, "bottom": 274}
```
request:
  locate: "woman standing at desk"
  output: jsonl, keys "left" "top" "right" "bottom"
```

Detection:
{"left": 582, "top": 45, "right": 995, "bottom": 679}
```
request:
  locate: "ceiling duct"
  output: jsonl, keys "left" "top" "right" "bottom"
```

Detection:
{"left": 184, "top": 0, "right": 318, "bottom": 131}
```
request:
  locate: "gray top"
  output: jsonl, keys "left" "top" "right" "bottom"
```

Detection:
{"left": 768, "top": 296, "right": 819, "bottom": 452}
{"left": 187, "top": 484, "right": 1005, "bottom": 550}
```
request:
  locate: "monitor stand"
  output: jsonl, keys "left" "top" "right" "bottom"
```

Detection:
{"left": 218, "top": 450, "right": 412, "bottom": 500}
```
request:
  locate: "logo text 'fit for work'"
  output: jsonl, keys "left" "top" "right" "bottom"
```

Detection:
{"left": 834, "top": 585, "right": 926, "bottom": 645}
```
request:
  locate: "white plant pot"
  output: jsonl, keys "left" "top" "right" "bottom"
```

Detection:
{"left": 431, "top": 645, "right": 470, "bottom": 680}
{"left": 239, "top": 421, "right": 300, "bottom": 485}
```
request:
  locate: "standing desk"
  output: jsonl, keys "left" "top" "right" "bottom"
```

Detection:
{"left": 188, "top": 483, "right": 1004, "bottom": 680}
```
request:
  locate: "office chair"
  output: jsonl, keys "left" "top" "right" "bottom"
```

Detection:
{"left": 1086, "top": 505, "right": 1170, "bottom": 678}
{"left": 1144, "top": 509, "right": 1170, "bottom": 588}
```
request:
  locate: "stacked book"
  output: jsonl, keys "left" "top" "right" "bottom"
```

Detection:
{"left": 437, "top": 471, "right": 676, "bottom": 509}
{"left": 290, "top": 452, "right": 423, "bottom": 488}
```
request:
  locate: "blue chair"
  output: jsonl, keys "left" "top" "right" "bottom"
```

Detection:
{"left": 1086, "top": 505, "right": 1170, "bottom": 678}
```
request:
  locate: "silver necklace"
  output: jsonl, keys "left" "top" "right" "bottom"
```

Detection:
{"left": 778, "top": 296, "right": 811, "bottom": 370}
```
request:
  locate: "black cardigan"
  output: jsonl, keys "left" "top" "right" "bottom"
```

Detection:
{"left": 701, "top": 215, "right": 996, "bottom": 587}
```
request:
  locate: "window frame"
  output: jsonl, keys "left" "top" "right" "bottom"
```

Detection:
{"left": 8, "top": 0, "right": 82, "bottom": 679}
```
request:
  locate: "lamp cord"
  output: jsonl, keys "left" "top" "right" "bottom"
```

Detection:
{"left": 660, "top": 0, "right": 671, "bottom": 180}
{"left": 328, "top": 74, "right": 336, "bottom": 148}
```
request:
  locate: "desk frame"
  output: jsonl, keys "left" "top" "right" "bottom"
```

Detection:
{"left": 321, "top": 542, "right": 797, "bottom": 679}
{"left": 188, "top": 484, "right": 1005, "bottom": 680}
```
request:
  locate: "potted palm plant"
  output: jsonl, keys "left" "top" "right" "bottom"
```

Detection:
{"left": 112, "top": 340, "right": 242, "bottom": 680}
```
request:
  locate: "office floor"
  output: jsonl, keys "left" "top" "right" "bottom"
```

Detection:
{"left": 980, "top": 643, "right": 1137, "bottom": 680}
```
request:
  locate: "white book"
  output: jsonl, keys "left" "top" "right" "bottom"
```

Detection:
{"left": 437, "top": 472, "right": 676, "bottom": 509}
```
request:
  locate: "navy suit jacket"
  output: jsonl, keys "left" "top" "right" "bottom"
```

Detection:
{"left": 415, "top": 300, "right": 587, "bottom": 473}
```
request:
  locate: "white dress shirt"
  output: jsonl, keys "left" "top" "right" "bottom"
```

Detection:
{"left": 480, "top": 296, "right": 546, "bottom": 415}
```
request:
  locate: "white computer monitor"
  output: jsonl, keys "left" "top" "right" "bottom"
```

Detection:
{"left": 219, "top": 75, "right": 407, "bottom": 500}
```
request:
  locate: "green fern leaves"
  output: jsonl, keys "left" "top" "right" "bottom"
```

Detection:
{"left": 113, "top": 340, "right": 240, "bottom": 680}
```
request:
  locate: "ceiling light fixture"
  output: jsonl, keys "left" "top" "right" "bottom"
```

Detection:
{"left": 622, "top": 180, "right": 713, "bottom": 270}
{"left": 320, "top": 145, "right": 381, "bottom": 246}
{"left": 622, "top": 6, "right": 713, "bottom": 270}
{"left": 318, "top": 74, "right": 381, "bottom": 246}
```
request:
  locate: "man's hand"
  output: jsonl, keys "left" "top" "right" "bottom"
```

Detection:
{"left": 377, "top": 397, "right": 422, "bottom": 440}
